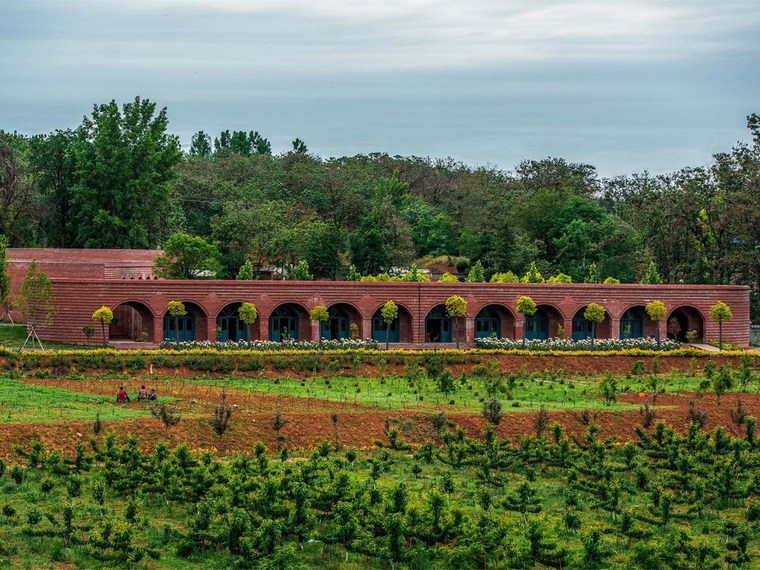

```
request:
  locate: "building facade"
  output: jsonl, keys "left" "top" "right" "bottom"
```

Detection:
{"left": 6, "top": 249, "right": 751, "bottom": 347}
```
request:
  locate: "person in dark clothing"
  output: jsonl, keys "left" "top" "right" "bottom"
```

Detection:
{"left": 147, "top": 388, "right": 157, "bottom": 401}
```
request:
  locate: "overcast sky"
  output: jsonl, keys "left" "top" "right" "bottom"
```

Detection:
{"left": 1, "top": 0, "right": 758, "bottom": 176}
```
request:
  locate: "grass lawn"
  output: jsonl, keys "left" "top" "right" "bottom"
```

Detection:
{"left": 0, "top": 323, "right": 96, "bottom": 351}
{"left": 0, "top": 376, "right": 150, "bottom": 423}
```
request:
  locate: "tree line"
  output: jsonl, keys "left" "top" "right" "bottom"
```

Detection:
{"left": 1, "top": 98, "right": 758, "bottom": 320}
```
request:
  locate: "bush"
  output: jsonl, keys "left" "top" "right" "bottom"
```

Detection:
{"left": 482, "top": 398, "right": 503, "bottom": 425}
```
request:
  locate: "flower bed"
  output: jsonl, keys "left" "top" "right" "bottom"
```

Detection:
{"left": 474, "top": 336, "right": 682, "bottom": 351}
{"left": 159, "top": 338, "right": 379, "bottom": 351}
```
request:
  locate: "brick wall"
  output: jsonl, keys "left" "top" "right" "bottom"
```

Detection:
{"left": 30, "top": 279, "right": 750, "bottom": 347}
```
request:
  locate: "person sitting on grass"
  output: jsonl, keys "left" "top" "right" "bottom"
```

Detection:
{"left": 147, "top": 388, "right": 157, "bottom": 401}
{"left": 137, "top": 385, "right": 148, "bottom": 401}
{"left": 116, "top": 386, "right": 130, "bottom": 403}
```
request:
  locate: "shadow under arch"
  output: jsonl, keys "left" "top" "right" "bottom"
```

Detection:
{"left": 110, "top": 300, "right": 155, "bottom": 342}
{"left": 667, "top": 305, "right": 705, "bottom": 343}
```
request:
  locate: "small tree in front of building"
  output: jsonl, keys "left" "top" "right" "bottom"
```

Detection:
{"left": 167, "top": 301, "right": 187, "bottom": 346}
{"left": 380, "top": 300, "right": 398, "bottom": 350}
{"left": 309, "top": 305, "right": 329, "bottom": 345}
{"left": 238, "top": 302, "right": 258, "bottom": 340}
{"left": 516, "top": 295, "right": 537, "bottom": 349}
{"left": 16, "top": 260, "right": 56, "bottom": 351}
{"left": 709, "top": 301, "right": 733, "bottom": 351}
{"left": 92, "top": 306, "right": 114, "bottom": 348}
{"left": 445, "top": 295, "right": 467, "bottom": 349}
{"left": 0, "top": 236, "right": 12, "bottom": 323}
{"left": 645, "top": 300, "right": 667, "bottom": 347}
{"left": 583, "top": 303, "right": 606, "bottom": 347}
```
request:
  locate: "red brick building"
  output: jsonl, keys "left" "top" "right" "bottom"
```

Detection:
{"left": 6, "top": 249, "right": 751, "bottom": 347}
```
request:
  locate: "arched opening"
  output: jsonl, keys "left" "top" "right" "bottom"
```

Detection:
{"left": 475, "top": 305, "right": 516, "bottom": 340}
{"left": 525, "top": 305, "right": 563, "bottom": 340}
{"left": 216, "top": 303, "right": 250, "bottom": 342}
{"left": 322, "top": 303, "right": 362, "bottom": 341}
{"left": 371, "top": 304, "right": 413, "bottom": 343}
{"left": 620, "top": 307, "right": 645, "bottom": 339}
{"left": 269, "top": 303, "right": 309, "bottom": 341}
{"left": 667, "top": 306, "right": 704, "bottom": 343}
{"left": 425, "top": 304, "right": 455, "bottom": 343}
{"left": 572, "top": 305, "right": 611, "bottom": 341}
{"left": 163, "top": 301, "right": 207, "bottom": 342}
{"left": 110, "top": 301, "right": 154, "bottom": 342}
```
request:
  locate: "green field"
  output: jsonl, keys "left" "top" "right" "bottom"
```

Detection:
{"left": 0, "top": 377, "right": 149, "bottom": 423}
{"left": 193, "top": 368, "right": 710, "bottom": 413}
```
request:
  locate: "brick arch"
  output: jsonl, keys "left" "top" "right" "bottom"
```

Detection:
{"left": 216, "top": 301, "right": 262, "bottom": 342}
{"left": 268, "top": 302, "right": 311, "bottom": 341}
{"left": 618, "top": 304, "right": 654, "bottom": 339}
{"left": 474, "top": 303, "right": 516, "bottom": 340}
{"left": 324, "top": 302, "right": 363, "bottom": 340}
{"left": 524, "top": 304, "right": 564, "bottom": 340}
{"left": 667, "top": 305, "right": 705, "bottom": 343}
{"left": 110, "top": 300, "right": 155, "bottom": 342}
{"left": 370, "top": 301, "right": 414, "bottom": 344}
{"left": 162, "top": 301, "right": 209, "bottom": 342}
{"left": 571, "top": 304, "right": 612, "bottom": 340}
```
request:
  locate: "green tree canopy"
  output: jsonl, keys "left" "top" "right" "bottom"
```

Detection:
{"left": 70, "top": 97, "right": 182, "bottom": 248}
{"left": 380, "top": 300, "right": 398, "bottom": 349}
{"left": 154, "top": 232, "right": 221, "bottom": 279}
{"left": 92, "top": 306, "right": 114, "bottom": 348}
{"left": 645, "top": 300, "right": 667, "bottom": 346}
{"left": 709, "top": 301, "right": 733, "bottom": 350}
{"left": 446, "top": 295, "right": 467, "bottom": 349}
{"left": 238, "top": 302, "right": 258, "bottom": 325}
{"left": 438, "top": 272, "right": 459, "bottom": 283}
{"left": 466, "top": 260, "right": 485, "bottom": 283}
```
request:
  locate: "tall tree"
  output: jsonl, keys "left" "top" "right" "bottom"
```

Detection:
{"left": 28, "top": 130, "right": 77, "bottom": 247}
{"left": 70, "top": 97, "right": 182, "bottom": 248}
{"left": 0, "top": 133, "right": 41, "bottom": 245}
{"left": 189, "top": 131, "right": 212, "bottom": 158}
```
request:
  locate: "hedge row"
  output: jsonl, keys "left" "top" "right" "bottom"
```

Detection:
{"left": 0, "top": 346, "right": 754, "bottom": 375}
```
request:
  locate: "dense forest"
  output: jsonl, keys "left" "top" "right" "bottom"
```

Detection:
{"left": 1, "top": 98, "right": 758, "bottom": 320}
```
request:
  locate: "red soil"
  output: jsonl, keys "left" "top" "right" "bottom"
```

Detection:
{"left": 3, "top": 375, "right": 757, "bottom": 459}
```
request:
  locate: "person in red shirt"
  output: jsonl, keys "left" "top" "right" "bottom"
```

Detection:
{"left": 116, "top": 386, "right": 130, "bottom": 403}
